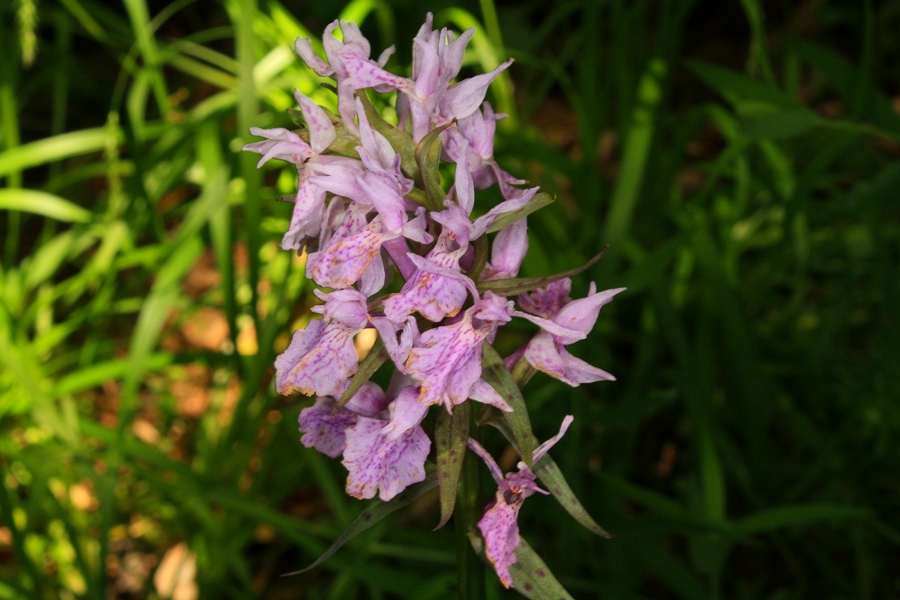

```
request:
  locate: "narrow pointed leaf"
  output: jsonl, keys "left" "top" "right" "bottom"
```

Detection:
{"left": 335, "top": 337, "right": 388, "bottom": 410}
{"left": 466, "top": 236, "right": 489, "bottom": 283}
{"left": 434, "top": 401, "right": 471, "bottom": 529}
{"left": 533, "top": 455, "right": 612, "bottom": 538}
{"left": 481, "top": 342, "right": 535, "bottom": 468}
{"left": 357, "top": 91, "right": 419, "bottom": 179}
{"left": 415, "top": 121, "right": 455, "bottom": 209}
{"left": 484, "top": 193, "right": 554, "bottom": 234}
{"left": 477, "top": 247, "right": 608, "bottom": 295}
{"left": 284, "top": 468, "right": 438, "bottom": 576}
{"left": 468, "top": 532, "right": 574, "bottom": 599}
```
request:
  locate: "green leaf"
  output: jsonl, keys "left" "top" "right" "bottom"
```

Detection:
{"left": 477, "top": 247, "right": 607, "bottom": 296}
{"left": 415, "top": 121, "right": 454, "bottom": 210}
{"left": 745, "top": 107, "right": 822, "bottom": 139}
{"left": 0, "top": 189, "right": 92, "bottom": 222}
{"left": 336, "top": 338, "right": 388, "bottom": 410}
{"left": 735, "top": 504, "right": 871, "bottom": 535}
{"left": 686, "top": 60, "right": 798, "bottom": 115}
{"left": 468, "top": 532, "right": 574, "bottom": 599}
{"left": 284, "top": 468, "right": 439, "bottom": 575}
{"left": 358, "top": 91, "right": 418, "bottom": 179}
{"left": 480, "top": 342, "right": 535, "bottom": 468}
{"left": 484, "top": 192, "right": 554, "bottom": 234}
{"left": 434, "top": 401, "right": 470, "bottom": 530}
{"left": 533, "top": 455, "right": 612, "bottom": 538}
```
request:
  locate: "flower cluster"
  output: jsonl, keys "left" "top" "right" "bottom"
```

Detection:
{"left": 245, "top": 15, "right": 623, "bottom": 591}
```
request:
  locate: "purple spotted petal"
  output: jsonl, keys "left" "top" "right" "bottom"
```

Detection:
{"left": 517, "top": 279, "right": 572, "bottom": 319}
{"left": 298, "top": 397, "right": 357, "bottom": 458}
{"left": 310, "top": 218, "right": 398, "bottom": 290}
{"left": 343, "top": 416, "right": 430, "bottom": 501}
{"left": 477, "top": 494, "right": 522, "bottom": 589}
{"left": 275, "top": 320, "right": 360, "bottom": 398}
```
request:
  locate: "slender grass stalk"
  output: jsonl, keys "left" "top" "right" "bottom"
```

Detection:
{"left": 455, "top": 414, "right": 485, "bottom": 600}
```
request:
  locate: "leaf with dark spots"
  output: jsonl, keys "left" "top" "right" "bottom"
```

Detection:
{"left": 283, "top": 467, "right": 437, "bottom": 576}
{"left": 485, "top": 192, "right": 555, "bottom": 234}
{"left": 533, "top": 453, "right": 612, "bottom": 537}
{"left": 335, "top": 337, "right": 388, "bottom": 411}
{"left": 434, "top": 401, "right": 470, "bottom": 529}
{"left": 468, "top": 533, "right": 574, "bottom": 599}
{"left": 481, "top": 342, "right": 535, "bottom": 468}
{"left": 477, "top": 247, "right": 608, "bottom": 296}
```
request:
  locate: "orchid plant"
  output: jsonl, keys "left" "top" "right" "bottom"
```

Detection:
{"left": 244, "top": 15, "right": 624, "bottom": 598}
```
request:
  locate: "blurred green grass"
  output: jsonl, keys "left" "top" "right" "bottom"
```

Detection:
{"left": 1, "top": 0, "right": 899, "bottom": 598}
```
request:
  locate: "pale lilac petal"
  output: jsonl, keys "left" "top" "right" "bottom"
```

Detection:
{"left": 401, "top": 206, "right": 433, "bottom": 244}
{"left": 455, "top": 156, "right": 475, "bottom": 213}
{"left": 280, "top": 175, "right": 326, "bottom": 251}
{"left": 523, "top": 332, "right": 616, "bottom": 387}
{"left": 295, "top": 37, "right": 334, "bottom": 77}
{"left": 274, "top": 320, "right": 325, "bottom": 393}
{"left": 315, "top": 288, "right": 369, "bottom": 330}
{"left": 380, "top": 386, "right": 428, "bottom": 441}
{"left": 376, "top": 45, "right": 395, "bottom": 68}
{"left": 485, "top": 216, "right": 528, "bottom": 279}
{"left": 441, "top": 60, "right": 513, "bottom": 121}
{"left": 553, "top": 286, "right": 626, "bottom": 336}
{"left": 357, "top": 172, "right": 407, "bottom": 234}
{"left": 439, "top": 28, "right": 475, "bottom": 84}
{"left": 343, "top": 381, "right": 387, "bottom": 418}
{"left": 472, "top": 186, "right": 537, "bottom": 237}
{"left": 512, "top": 311, "right": 586, "bottom": 345}
{"left": 466, "top": 438, "right": 504, "bottom": 484}
{"left": 243, "top": 127, "right": 314, "bottom": 167}
{"left": 358, "top": 251, "right": 386, "bottom": 297}
{"left": 468, "top": 379, "right": 512, "bottom": 412}
{"left": 294, "top": 90, "right": 336, "bottom": 153}
{"left": 533, "top": 415, "right": 574, "bottom": 463}
{"left": 372, "top": 316, "right": 418, "bottom": 367}
{"left": 298, "top": 397, "right": 357, "bottom": 458}
{"left": 343, "top": 416, "right": 431, "bottom": 501}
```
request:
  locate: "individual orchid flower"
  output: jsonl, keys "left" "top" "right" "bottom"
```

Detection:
{"left": 274, "top": 288, "right": 369, "bottom": 398}
{"left": 342, "top": 385, "right": 431, "bottom": 501}
{"left": 297, "top": 382, "right": 387, "bottom": 458}
{"left": 444, "top": 102, "right": 527, "bottom": 198}
{"left": 295, "top": 20, "right": 410, "bottom": 134}
{"left": 515, "top": 283, "right": 626, "bottom": 386}
{"left": 404, "top": 292, "right": 514, "bottom": 412}
{"left": 468, "top": 416, "right": 574, "bottom": 588}
{"left": 243, "top": 90, "right": 350, "bottom": 251}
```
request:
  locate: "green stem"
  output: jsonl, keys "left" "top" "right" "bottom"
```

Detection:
{"left": 455, "top": 428, "right": 485, "bottom": 599}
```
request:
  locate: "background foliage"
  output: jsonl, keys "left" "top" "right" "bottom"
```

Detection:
{"left": 1, "top": 0, "right": 899, "bottom": 598}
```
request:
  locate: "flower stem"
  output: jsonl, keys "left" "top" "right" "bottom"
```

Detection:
{"left": 455, "top": 431, "right": 485, "bottom": 599}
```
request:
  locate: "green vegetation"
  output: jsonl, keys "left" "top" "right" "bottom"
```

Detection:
{"left": 1, "top": 0, "right": 898, "bottom": 598}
